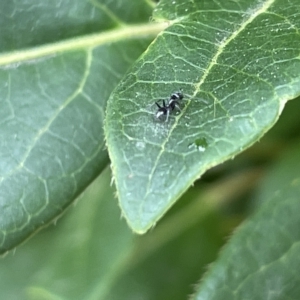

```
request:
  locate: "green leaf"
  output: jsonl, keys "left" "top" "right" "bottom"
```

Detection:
{"left": 0, "top": 168, "right": 135, "bottom": 300}
{"left": 105, "top": 0, "right": 300, "bottom": 233}
{"left": 193, "top": 141, "right": 300, "bottom": 300}
{"left": 0, "top": 0, "right": 162, "bottom": 253}
{"left": 0, "top": 167, "right": 230, "bottom": 300}
{"left": 253, "top": 138, "right": 300, "bottom": 207}
{"left": 106, "top": 212, "right": 224, "bottom": 300}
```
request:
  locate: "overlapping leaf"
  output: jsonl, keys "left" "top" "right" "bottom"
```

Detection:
{"left": 0, "top": 0, "right": 158, "bottom": 253}
{"left": 105, "top": 0, "right": 300, "bottom": 232}
{"left": 193, "top": 141, "right": 300, "bottom": 300}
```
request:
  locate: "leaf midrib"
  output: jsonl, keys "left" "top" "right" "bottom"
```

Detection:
{"left": 139, "top": 0, "right": 275, "bottom": 228}
{"left": 0, "top": 22, "right": 167, "bottom": 66}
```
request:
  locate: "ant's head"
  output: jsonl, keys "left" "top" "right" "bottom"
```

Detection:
{"left": 170, "top": 89, "right": 183, "bottom": 101}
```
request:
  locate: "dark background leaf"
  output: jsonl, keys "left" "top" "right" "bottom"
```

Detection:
{"left": 0, "top": 0, "right": 158, "bottom": 253}
{"left": 193, "top": 139, "right": 300, "bottom": 300}
{"left": 0, "top": 168, "right": 134, "bottom": 300}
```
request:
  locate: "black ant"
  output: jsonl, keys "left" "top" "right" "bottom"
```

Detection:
{"left": 155, "top": 89, "right": 184, "bottom": 121}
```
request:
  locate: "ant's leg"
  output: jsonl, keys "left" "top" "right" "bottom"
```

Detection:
{"left": 166, "top": 109, "right": 170, "bottom": 122}
{"left": 174, "top": 101, "right": 181, "bottom": 111}
{"left": 155, "top": 102, "right": 162, "bottom": 108}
